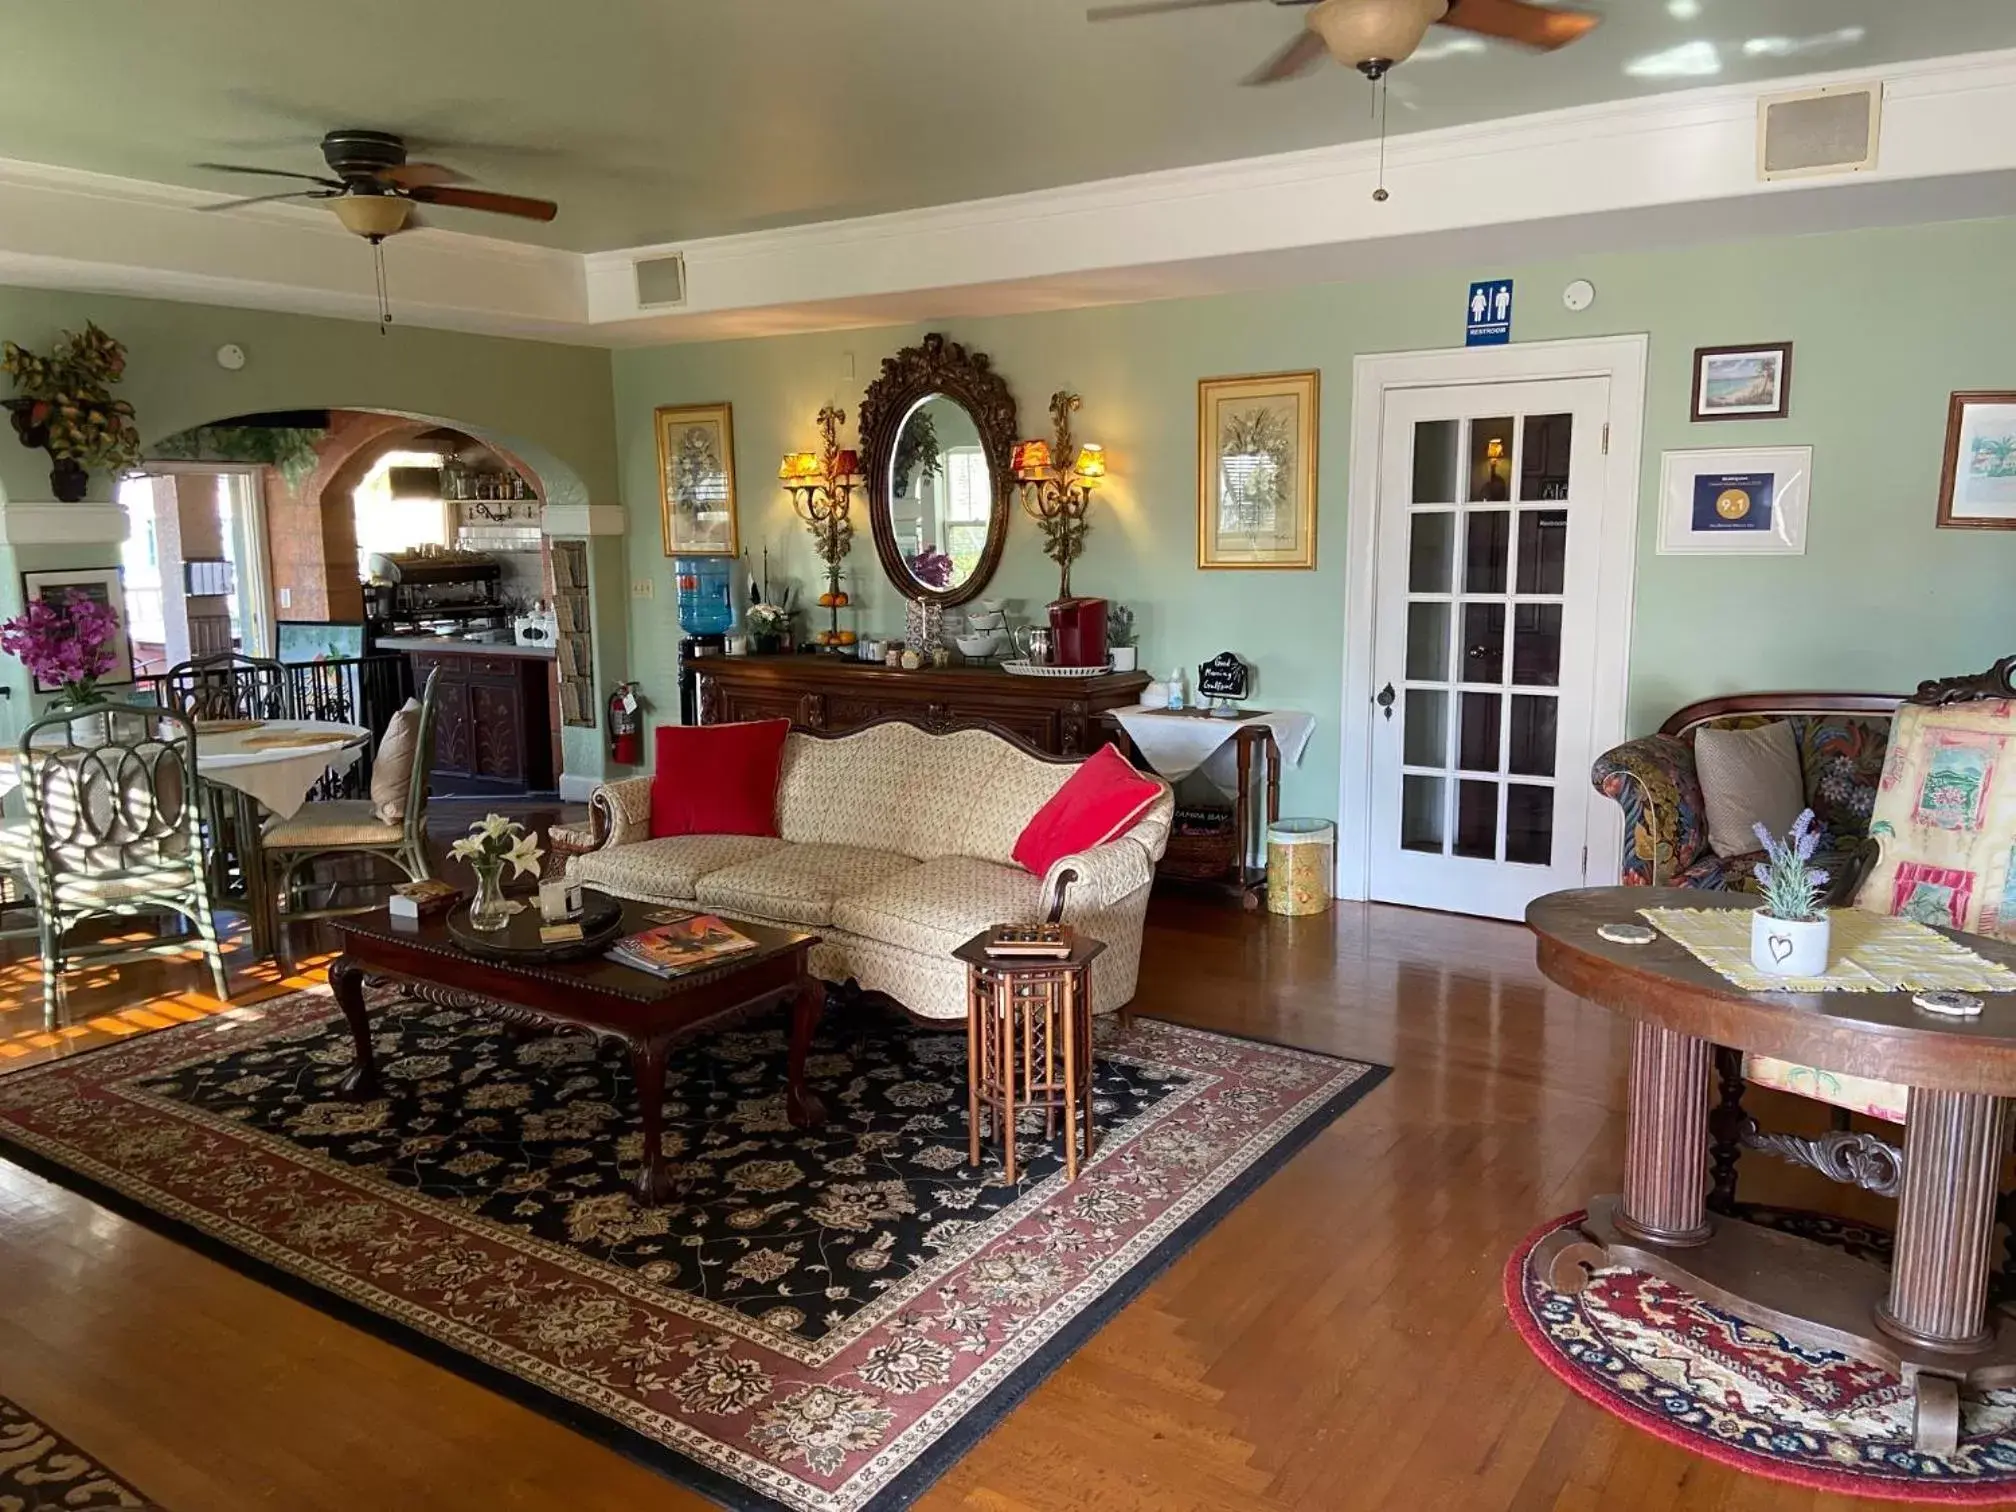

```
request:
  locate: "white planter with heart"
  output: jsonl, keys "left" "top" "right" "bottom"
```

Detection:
{"left": 1751, "top": 909, "right": 1832, "bottom": 978}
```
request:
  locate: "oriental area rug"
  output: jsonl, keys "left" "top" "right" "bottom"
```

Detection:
{"left": 0, "top": 1391, "right": 163, "bottom": 1510}
{"left": 0, "top": 986, "right": 1383, "bottom": 1512}
{"left": 1508, "top": 1210, "right": 2016, "bottom": 1503}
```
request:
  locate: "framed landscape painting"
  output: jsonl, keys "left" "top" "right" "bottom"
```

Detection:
{"left": 18, "top": 566, "right": 135, "bottom": 690}
{"left": 1936, "top": 391, "right": 2016, "bottom": 530}
{"left": 1197, "top": 370, "right": 1319, "bottom": 569}
{"left": 656, "top": 403, "right": 740, "bottom": 557}
{"left": 1690, "top": 342, "right": 1792, "bottom": 422}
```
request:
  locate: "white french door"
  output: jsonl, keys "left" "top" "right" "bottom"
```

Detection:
{"left": 1366, "top": 377, "right": 1611, "bottom": 919}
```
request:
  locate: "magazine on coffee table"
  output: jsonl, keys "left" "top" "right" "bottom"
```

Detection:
{"left": 607, "top": 914, "right": 758, "bottom": 977}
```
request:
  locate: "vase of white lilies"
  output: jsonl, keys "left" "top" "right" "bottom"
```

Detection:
{"left": 448, "top": 814, "right": 543, "bottom": 931}
{"left": 1750, "top": 809, "right": 1831, "bottom": 977}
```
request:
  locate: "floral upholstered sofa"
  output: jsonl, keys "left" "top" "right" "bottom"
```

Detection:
{"left": 1590, "top": 695, "right": 1898, "bottom": 891}
{"left": 567, "top": 721, "right": 1174, "bottom": 1022}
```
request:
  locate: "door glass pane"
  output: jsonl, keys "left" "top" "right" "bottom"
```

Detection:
{"left": 1519, "top": 414, "right": 1572, "bottom": 501}
{"left": 1409, "top": 512, "right": 1455, "bottom": 593}
{"left": 1412, "top": 420, "right": 1460, "bottom": 504}
{"left": 1464, "top": 511, "right": 1510, "bottom": 594}
{"left": 1459, "top": 693, "right": 1501, "bottom": 772}
{"left": 1402, "top": 776, "right": 1446, "bottom": 854}
{"left": 1455, "top": 781, "right": 1499, "bottom": 860}
{"left": 1508, "top": 695, "right": 1558, "bottom": 777}
{"left": 1406, "top": 602, "right": 1452, "bottom": 682}
{"left": 1404, "top": 689, "right": 1448, "bottom": 767}
{"left": 1516, "top": 510, "right": 1568, "bottom": 595}
{"left": 1467, "top": 417, "right": 1515, "bottom": 502}
{"left": 1461, "top": 602, "right": 1505, "bottom": 683}
{"left": 1506, "top": 784, "right": 1555, "bottom": 865}
{"left": 1512, "top": 604, "right": 1563, "bottom": 686}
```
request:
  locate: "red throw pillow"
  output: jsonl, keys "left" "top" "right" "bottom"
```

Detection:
{"left": 1013, "top": 743, "right": 1162, "bottom": 875}
{"left": 649, "top": 719, "right": 791, "bottom": 838}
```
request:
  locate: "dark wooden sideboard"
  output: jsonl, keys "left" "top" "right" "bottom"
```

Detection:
{"left": 407, "top": 647, "right": 557, "bottom": 795}
{"left": 694, "top": 654, "right": 1149, "bottom": 756}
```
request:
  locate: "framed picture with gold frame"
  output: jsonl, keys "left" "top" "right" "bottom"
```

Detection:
{"left": 1197, "top": 371, "right": 1318, "bottom": 569}
{"left": 655, "top": 403, "right": 739, "bottom": 557}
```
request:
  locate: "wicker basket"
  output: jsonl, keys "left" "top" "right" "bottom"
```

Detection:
{"left": 1162, "top": 807, "right": 1239, "bottom": 881}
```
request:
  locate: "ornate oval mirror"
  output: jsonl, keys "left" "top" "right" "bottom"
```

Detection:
{"left": 859, "top": 333, "right": 1016, "bottom": 606}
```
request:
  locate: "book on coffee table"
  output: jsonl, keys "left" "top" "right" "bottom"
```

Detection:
{"left": 388, "top": 879, "right": 461, "bottom": 920}
{"left": 607, "top": 914, "right": 759, "bottom": 977}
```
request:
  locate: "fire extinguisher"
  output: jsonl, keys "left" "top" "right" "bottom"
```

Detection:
{"left": 607, "top": 681, "right": 643, "bottom": 766}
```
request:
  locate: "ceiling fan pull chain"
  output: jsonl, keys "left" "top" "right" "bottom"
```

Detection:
{"left": 371, "top": 234, "right": 393, "bottom": 336}
{"left": 1372, "top": 74, "right": 1391, "bottom": 203}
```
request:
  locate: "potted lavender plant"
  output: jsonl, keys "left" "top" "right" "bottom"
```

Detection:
{"left": 1750, "top": 809, "right": 1831, "bottom": 977}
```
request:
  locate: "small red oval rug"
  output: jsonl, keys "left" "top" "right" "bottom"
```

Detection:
{"left": 1505, "top": 1210, "right": 2016, "bottom": 1503}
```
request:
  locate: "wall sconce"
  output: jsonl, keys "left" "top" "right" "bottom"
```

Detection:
{"left": 1012, "top": 391, "right": 1105, "bottom": 601}
{"left": 779, "top": 404, "right": 862, "bottom": 648}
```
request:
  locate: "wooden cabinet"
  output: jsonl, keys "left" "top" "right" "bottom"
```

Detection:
{"left": 695, "top": 654, "right": 1149, "bottom": 757}
{"left": 408, "top": 649, "right": 557, "bottom": 795}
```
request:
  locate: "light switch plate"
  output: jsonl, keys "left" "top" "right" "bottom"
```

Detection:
{"left": 632, "top": 579, "right": 654, "bottom": 598}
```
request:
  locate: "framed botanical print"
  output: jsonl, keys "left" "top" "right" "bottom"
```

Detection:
{"left": 656, "top": 403, "right": 740, "bottom": 557}
{"left": 1656, "top": 445, "right": 1812, "bottom": 555}
{"left": 18, "top": 566, "right": 136, "bottom": 690}
{"left": 1197, "top": 371, "right": 1319, "bottom": 569}
{"left": 1936, "top": 391, "right": 2016, "bottom": 530}
{"left": 1690, "top": 342, "right": 1792, "bottom": 422}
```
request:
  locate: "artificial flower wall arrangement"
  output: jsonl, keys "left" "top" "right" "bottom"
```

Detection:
{"left": 1, "top": 323, "right": 142, "bottom": 502}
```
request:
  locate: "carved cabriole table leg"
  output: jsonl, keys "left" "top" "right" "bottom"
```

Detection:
{"left": 1616, "top": 1020, "right": 1714, "bottom": 1247}
{"left": 1877, "top": 1088, "right": 2011, "bottom": 1357}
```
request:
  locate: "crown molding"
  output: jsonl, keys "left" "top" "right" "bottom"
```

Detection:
{"left": 0, "top": 155, "right": 592, "bottom": 342}
{"left": 0, "top": 499, "right": 130, "bottom": 546}
{"left": 1, "top": 48, "right": 2014, "bottom": 348}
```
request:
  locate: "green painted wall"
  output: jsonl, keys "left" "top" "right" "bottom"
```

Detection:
{"left": 0, "top": 286, "right": 624, "bottom": 778}
{"left": 612, "top": 215, "right": 2016, "bottom": 822}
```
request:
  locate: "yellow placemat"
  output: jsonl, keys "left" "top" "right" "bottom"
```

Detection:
{"left": 1639, "top": 907, "right": 2016, "bottom": 994}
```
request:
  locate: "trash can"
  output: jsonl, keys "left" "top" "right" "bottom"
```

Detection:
{"left": 1266, "top": 819, "right": 1335, "bottom": 916}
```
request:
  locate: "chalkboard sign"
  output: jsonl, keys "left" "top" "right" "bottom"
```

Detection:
{"left": 1197, "top": 651, "right": 1250, "bottom": 702}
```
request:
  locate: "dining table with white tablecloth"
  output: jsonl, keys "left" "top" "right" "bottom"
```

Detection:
{"left": 0, "top": 716, "right": 370, "bottom": 959}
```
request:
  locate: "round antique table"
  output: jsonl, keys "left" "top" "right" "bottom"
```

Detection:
{"left": 1526, "top": 887, "right": 2016, "bottom": 1453}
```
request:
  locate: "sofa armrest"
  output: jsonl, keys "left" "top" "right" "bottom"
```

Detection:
{"left": 1591, "top": 734, "right": 1706, "bottom": 886}
{"left": 1041, "top": 835, "right": 1155, "bottom": 921}
{"left": 586, "top": 776, "right": 654, "bottom": 850}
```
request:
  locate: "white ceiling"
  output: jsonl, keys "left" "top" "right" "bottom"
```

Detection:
{"left": 1, "top": 0, "right": 2011, "bottom": 252}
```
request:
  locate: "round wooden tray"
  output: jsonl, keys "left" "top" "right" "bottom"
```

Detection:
{"left": 446, "top": 887, "right": 626, "bottom": 963}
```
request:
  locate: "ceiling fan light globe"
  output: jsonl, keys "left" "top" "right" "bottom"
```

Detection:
{"left": 1309, "top": 0, "right": 1445, "bottom": 70}
{"left": 331, "top": 194, "right": 413, "bottom": 239}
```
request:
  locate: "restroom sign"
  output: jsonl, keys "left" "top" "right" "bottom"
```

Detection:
{"left": 1466, "top": 279, "right": 1513, "bottom": 346}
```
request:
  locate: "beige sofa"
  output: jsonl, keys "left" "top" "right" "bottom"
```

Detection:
{"left": 568, "top": 721, "right": 1174, "bottom": 1021}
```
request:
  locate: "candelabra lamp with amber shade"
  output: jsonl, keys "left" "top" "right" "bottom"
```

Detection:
{"left": 780, "top": 404, "right": 864, "bottom": 650}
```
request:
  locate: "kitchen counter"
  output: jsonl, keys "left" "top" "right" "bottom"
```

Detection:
{"left": 376, "top": 635, "right": 555, "bottom": 661}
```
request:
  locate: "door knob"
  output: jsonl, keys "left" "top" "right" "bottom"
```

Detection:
{"left": 1375, "top": 682, "right": 1395, "bottom": 721}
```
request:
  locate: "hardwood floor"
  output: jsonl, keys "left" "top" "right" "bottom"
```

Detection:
{"left": 0, "top": 890, "right": 1913, "bottom": 1511}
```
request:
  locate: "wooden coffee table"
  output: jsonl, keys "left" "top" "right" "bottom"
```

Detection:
{"left": 1527, "top": 887, "right": 2016, "bottom": 1452}
{"left": 328, "top": 901, "right": 826, "bottom": 1205}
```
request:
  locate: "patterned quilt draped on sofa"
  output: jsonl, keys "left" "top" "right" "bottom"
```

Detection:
{"left": 1593, "top": 711, "right": 1892, "bottom": 889}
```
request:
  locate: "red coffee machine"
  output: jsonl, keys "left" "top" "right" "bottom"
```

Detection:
{"left": 1048, "top": 597, "right": 1108, "bottom": 668}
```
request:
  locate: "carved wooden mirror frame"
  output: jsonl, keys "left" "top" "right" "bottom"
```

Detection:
{"left": 858, "top": 332, "right": 1018, "bottom": 607}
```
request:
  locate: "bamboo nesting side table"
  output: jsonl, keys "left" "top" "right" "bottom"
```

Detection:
{"left": 955, "top": 930, "right": 1106, "bottom": 1183}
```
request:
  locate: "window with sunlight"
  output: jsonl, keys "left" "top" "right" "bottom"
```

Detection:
{"left": 354, "top": 451, "right": 450, "bottom": 579}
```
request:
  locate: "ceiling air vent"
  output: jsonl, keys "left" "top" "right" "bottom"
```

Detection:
{"left": 633, "top": 252, "right": 688, "bottom": 309}
{"left": 1757, "top": 83, "right": 1881, "bottom": 181}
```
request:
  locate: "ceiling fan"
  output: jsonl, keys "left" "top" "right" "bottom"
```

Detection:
{"left": 1086, "top": 0, "right": 1599, "bottom": 84}
{"left": 196, "top": 128, "right": 558, "bottom": 238}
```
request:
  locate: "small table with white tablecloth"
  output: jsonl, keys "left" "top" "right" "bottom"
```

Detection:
{"left": 1105, "top": 705, "right": 1316, "bottom": 905}
{"left": 1, "top": 717, "right": 369, "bottom": 961}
